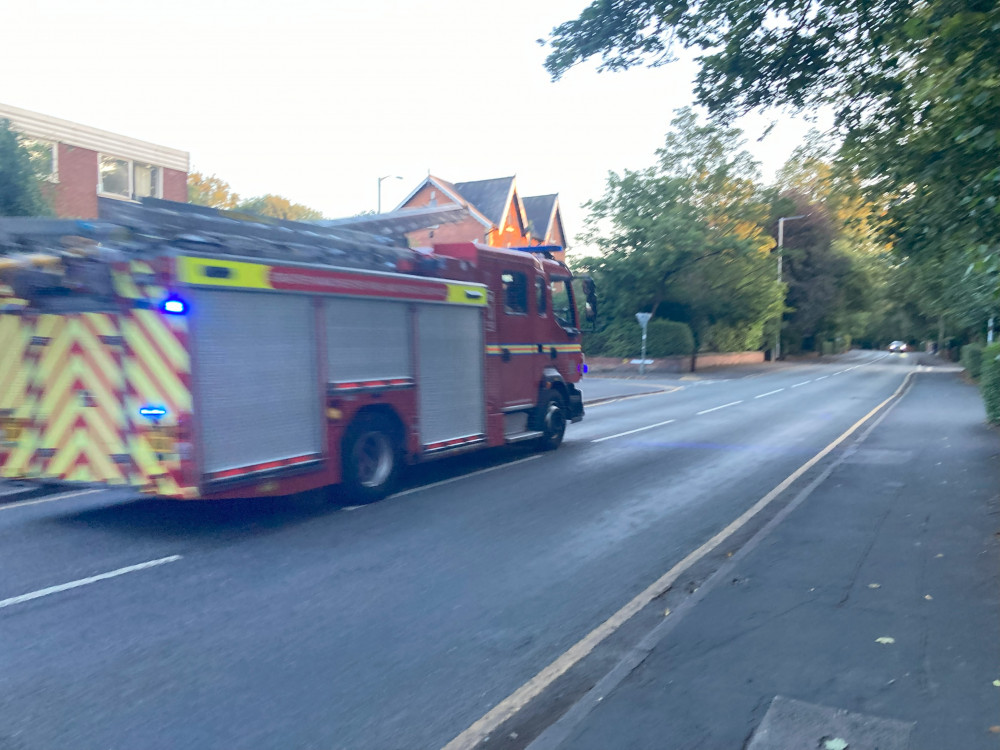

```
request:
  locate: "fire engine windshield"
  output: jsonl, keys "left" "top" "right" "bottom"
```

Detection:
{"left": 550, "top": 276, "right": 577, "bottom": 330}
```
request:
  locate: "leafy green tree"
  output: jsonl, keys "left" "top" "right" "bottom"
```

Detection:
{"left": 0, "top": 119, "right": 51, "bottom": 216}
{"left": 543, "top": 0, "right": 1000, "bottom": 278}
{"left": 576, "top": 109, "right": 782, "bottom": 353}
{"left": 236, "top": 194, "right": 323, "bottom": 221}
{"left": 188, "top": 172, "right": 240, "bottom": 209}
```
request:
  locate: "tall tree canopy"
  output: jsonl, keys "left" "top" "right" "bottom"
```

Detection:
{"left": 577, "top": 109, "right": 782, "bottom": 352}
{"left": 0, "top": 119, "right": 50, "bottom": 217}
{"left": 543, "top": 0, "right": 1000, "bottom": 271}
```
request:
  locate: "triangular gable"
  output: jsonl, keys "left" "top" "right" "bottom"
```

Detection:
{"left": 395, "top": 175, "right": 493, "bottom": 229}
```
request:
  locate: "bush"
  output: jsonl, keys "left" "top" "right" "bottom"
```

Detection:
{"left": 961, "top": 343, "right": 984, "bottom": 380}
{"left": 980, "top": 343, "right": 1000, "bottom": 425}
{"left": 587, "top": 317, "right": 694, "bottom": 358}
{"left": 702, "top": 322, "right": 764, "bottom": 353}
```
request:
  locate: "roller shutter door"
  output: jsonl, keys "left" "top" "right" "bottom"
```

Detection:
{"left": 416, "top": 304, "right": 484, "bottom": 445}
{"left": 190, "top": 289, "right": 321, "bottom": 475}
{"left": 325, "top": 298, "right": 411, "bottom": 382}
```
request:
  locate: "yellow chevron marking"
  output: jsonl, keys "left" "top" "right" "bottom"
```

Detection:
{"left": 132, "top": 310, "right": 189, "bottom": 372}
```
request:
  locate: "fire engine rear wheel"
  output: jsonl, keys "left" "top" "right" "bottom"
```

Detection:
{"left": 536, "top": 392, "right": 567, "bottom": 451}
{"left": 341, "top": 413, "right": 402, "bottom": 504}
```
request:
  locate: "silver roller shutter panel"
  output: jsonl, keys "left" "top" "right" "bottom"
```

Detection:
{"left": 416, "top": 304, "right": 484, "bottom": 444}
{"left": 325, "top": 298, "right": 411, "bottom": 382}
{"left": 190, "top": 289, "right": 322, "bottom": 474}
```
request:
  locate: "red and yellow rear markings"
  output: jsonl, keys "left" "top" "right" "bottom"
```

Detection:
{"left": 205, "top": 453, "right": 319, "bottom": 482}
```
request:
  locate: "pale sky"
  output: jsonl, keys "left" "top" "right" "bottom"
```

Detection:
{"left": 2, "top": 0, "right": 825, "bottom": 247}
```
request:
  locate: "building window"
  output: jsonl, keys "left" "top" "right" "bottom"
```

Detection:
{"left": 19, "top": 138, "right": 58, "bottom": 182}
{"left": 133, "top": 163, "right": 160, "bottom": 198}
{"left": 501, "top": 271, "right": 527, "bottom": 314}
{"left": 99, "top": 155, "right": 162, "bottom": 200}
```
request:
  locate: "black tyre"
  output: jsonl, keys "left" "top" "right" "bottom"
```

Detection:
{"left": 536, "top": 392, "right": 567, "bottom": 451}
{"left": 341, "top": 413, "right": 402, "bottom": 503}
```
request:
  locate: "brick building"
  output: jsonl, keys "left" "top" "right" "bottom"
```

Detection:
{"left": 0, "top": 103, "right": 189, "bottom": 218}
{"left": 396, "top": 175, "right": 567, "bottom": 260}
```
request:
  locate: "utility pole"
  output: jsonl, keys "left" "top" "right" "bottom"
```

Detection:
{"left": 774, "top": 214, "right": 807, "bottom": 361}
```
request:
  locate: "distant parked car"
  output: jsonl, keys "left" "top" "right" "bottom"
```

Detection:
{"left": 889, "top": 340, "right": 907, "bottom": 353}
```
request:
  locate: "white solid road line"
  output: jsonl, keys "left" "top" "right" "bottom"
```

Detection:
{"left": 0, "top": 488, "right": 103, "bottom": 512}
{"left": 388, "top": 455, "right": 542, "bottom": 500}
{"left": 696, "top": 400, "right": 742, "bottom": 415}
{"left": 592, "top": 419, "right": 676, "bottom": 443}
{"left": 791, "top": 381, "right": 811, "bottom": 388}
{"left": 754, "top": 389, "right": 785, "bottom": 399}
{"left": 441, "top": 370, "right": 917, "bottom": 750}
{"left": 0, "top": 555, "right": 182, "bottom": 610}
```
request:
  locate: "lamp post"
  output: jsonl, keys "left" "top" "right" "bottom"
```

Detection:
{"left": 774, "top": 214, "right": 808, "bottom": 361}
{"left": 377, "top": 175, "right": 403, "bottom": 213}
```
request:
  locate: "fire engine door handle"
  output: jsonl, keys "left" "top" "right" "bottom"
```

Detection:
{"left": 502, "top": 348, "right": 511, "bottom": 362}
{"left": 550, "top": 347, "right": 558, "bottom": 360}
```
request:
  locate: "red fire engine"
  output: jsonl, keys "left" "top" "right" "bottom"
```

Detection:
{"left": 0, "top": 198, "right": 591, "bottom": 502}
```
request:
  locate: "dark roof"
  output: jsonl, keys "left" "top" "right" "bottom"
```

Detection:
{"left": 454, "top": 177, "right": 515, "bottom": 226}
{"left": 522, "top": 194, "right": 558, "bottom": 239}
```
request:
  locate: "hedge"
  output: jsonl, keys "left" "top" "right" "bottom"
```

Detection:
{"left": 980, "top": 343, "right": 1000, "bottom": 425}
{"left": 960, "top": 343, "right": 983, "bottom": 380}
{"left": 583, "top": 318, "right": 694, "bottom": 358}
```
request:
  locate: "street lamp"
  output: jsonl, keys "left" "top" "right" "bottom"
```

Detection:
{"left": 377, "top": 175, "right": 403, "bottom": 213}
{"left": 774, "top": 214, "right": 808, "bottom": 361}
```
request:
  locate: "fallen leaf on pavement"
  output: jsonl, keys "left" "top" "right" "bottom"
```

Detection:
{"left": 823, "top": 738, "right": 849, "bottom": 750}
{"left": 867, "top": 583, "right": 881, "bottom": 589}
{"left": 989, "top": 726, "right": 1000, "bottom": 733}
{"left": 924, "top": 595, "right": 933, "bottom": 600}
{"left": 993, "top": 680, "right": 1000, "bottom": 687}
{"left": 664, "top": 608, "right": 671, "bottom": 617}
{"left": 875, "top": 637, "right": 895, "bottom": 645}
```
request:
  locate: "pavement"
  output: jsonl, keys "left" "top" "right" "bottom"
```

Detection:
{"left": 528, "top": 363, "right": 1000, "bottom": 748}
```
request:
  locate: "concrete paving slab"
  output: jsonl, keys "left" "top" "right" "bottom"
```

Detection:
{"left": 747, "top": 695, "right": 914, "bottom": 750}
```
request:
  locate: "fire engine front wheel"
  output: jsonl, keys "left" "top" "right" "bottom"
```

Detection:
{"left": 341, "top": 413, "right": 402, "bottom": 504}
{"left": 536, "top": 392, "right": 567, "bottom": 451}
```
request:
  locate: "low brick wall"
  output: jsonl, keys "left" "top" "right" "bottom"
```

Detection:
{"left": 586, "top": 351, "right": 764, "bottom": 375}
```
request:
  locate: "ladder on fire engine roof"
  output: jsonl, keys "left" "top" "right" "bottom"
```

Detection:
{"left": 0, "top": 198, "right": 474, "bottom": 272}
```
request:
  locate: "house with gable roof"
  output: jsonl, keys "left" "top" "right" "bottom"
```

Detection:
{"left": 395, "top": 175, "right": 567, "bottom": 261}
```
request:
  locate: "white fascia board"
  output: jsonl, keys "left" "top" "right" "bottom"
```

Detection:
{"left": 0, "top": 102, "right": 189, "bottom": 172}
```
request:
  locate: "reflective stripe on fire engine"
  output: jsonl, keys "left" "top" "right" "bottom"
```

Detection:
{"left": 423, "top": 434, "right": 486, "bottom": 453}
{"left": 204, "top": 453, "right": 320, "bottom": 482}
{"left": 175, "top": 256, "right": 487, "bottom": 306}
{"left": 485, "top": 344, "right": 583, "bottom": 355}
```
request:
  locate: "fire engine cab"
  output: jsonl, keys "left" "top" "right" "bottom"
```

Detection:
{"left": 0, "top": 198, "right": 590, "bottom": 502}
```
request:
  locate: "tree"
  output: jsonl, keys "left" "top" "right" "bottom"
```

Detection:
{"left": 0, "top": 119, "right": 50, "bottom": 216}
{"left": 543, "top": 0, "right": 1000, "bottom": 274}
{"left": 188, "top": 172, "right": 240, "bottom": 209}
{"left": 236, "top": 194, "right": 323, "bottom": 221}
{"left": 576, "top": 109, "right": 782, "bottom": 353}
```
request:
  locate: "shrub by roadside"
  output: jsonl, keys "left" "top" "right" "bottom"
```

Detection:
{"left": 961, "top": 343, "right": 984, "bottom": 380}
{"left": 582, "top": 318, "right": 694, "bottom": 358}
{"left": 981, "top": 343, "right": 1000, "bottom": 425}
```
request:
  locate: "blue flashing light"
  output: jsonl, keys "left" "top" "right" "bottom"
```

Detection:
{"left": 139, "top": 405, "right": 168, "bottom": 420}
{"left": 162, "top": 297, "right": 187, "bottom": 315}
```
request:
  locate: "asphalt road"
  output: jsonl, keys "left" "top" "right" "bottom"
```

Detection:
{"left": 0, "top": 350, "right": 940, "bottom": 749}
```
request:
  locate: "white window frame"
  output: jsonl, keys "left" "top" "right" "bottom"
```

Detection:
{"left": 98, "top": 154, "right": 163, "bottom": 201}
